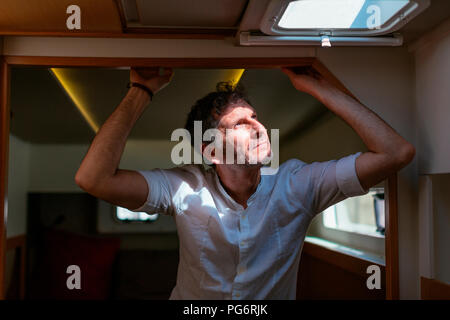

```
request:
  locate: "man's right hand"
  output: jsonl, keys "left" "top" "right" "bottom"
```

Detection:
{"left": 130, "top": 67, "right": 174, "bottom": 95}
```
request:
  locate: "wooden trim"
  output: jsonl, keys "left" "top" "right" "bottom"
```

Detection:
{"left": 5, "top": 235, "right": 26, "bottom": 300}
{"left": 421, "top": 277, "right": 450, "bottom": 300}
{"left": 4, "top": 56, "right": 316, "bottom": 68}
{"left": 303, "top": 241, "right": 385, "bottom": 276}
{"left": 6, "top": 235, "right": 25, "bottom": 251}
{"left": 385, "top": 174, "right": 399, "bottom": 299}
{"left": 0, "top": 31, "right": 119, "bottom": 38}
{"left": 0, "top": 54, "right": 312, "bottom": 300}
{"left": 0, "top": 31, "right": 236, "bottom": 39}
{"left": 0, "top": 57, "right": 11, "bottom": 300}
{"left": 113, "top": 0, "right": 128, "bottom": 33}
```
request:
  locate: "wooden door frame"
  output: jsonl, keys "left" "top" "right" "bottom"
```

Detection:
{"left": 0, "top": 56, "right": 11, "bottom": 300}
{"left": 0, "top": 55, "right": 399, "bottom": 300}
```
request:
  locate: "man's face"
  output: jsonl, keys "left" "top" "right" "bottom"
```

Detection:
{"left": 212, "top": 100, "right": 271, "bottom": 166}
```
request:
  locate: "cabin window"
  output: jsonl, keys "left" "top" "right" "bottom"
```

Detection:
{"left": 260, "top": 0, "right": 430, "bottom": 37}
{"left": 322, "top": 187, "right": 385, "bottom": 237}
{"left": 114, "top": 206, "right": 159, "bottom": 223}
{"left": 280, "top": 0, "right": 408, "bottom": 29}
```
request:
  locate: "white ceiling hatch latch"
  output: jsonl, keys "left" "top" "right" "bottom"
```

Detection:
{"left": 239, "top": 31, "right": 403, "bottom": 47}
{"left": 321, "top": 35, "right": 331, "bottom": 48}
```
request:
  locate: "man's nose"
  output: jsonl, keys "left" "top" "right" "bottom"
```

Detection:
{"left": 250, "top": 120, "right": 266, "bottom": 139}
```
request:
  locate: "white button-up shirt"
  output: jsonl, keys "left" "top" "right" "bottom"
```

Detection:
{"left": 132, "top": 152, "right": 368, "bottom": 299}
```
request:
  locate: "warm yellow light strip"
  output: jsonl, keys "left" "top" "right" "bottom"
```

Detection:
{"left": 229, "top": 69, "right": 245, "bottom": 88}
{"left": 50, "top": 68, "right": 245, "bottom": 134}
{"left": 50, "top": 68, "right": 99, "bottom": 133}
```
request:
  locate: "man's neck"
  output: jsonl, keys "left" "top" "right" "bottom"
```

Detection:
{"left": 215, "top": 164, "right": 261, "bottom": 209}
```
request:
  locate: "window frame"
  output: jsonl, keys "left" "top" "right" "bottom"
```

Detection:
{"left": 322, "top": 186, "right": 386, "bottom": 238}
{"left": 113, "top": 205, "right": 160, "bottom": 224}
{"left": 311, "top": 215, "right": 386, "bottom": 256}
{"left": 307, "top": 182, "right": 386, "bottom": 261}
{"left": 260, "top": 0, "right": 430, "bottom": 37}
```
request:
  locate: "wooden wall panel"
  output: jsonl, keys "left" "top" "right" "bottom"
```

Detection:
{"left": 5, "top": 235, "right": 26, "bottom": 300}
{"left": 385, "top": 174, "right": 399, "bottom": 299}
{"left": 421, "top": 277, "right": 450, "bottom": 300}
{"left": 0, "top": 0, "right": 122, "bottom": 33}
{"left": 297, "top": 243, "right": 386, "bottom": 300}
{"left": 0, "top": 56, "right": 10, "bottom": 300}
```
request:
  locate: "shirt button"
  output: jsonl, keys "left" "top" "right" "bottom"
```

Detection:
{"left": 235, "top": 293, "right": 240, "bottom": 298}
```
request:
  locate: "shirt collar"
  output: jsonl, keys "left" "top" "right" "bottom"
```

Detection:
{"left": 211, "top": 167, "right": 265, "bottom": 211}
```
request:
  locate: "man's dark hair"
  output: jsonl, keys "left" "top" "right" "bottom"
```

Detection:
{"left": 184, "top": 81, "right": 251, "bottom": 148}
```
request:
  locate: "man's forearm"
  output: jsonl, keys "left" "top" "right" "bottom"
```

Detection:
{"left": 311, "top": 82, "right": 413, "bottom": 157}
{"left": 75, "top": 87, "right": 150, "bottom": 189}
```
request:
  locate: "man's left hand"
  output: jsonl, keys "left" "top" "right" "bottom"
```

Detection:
{"left": 281, "top": 66, "right": 330, "bottom": 97}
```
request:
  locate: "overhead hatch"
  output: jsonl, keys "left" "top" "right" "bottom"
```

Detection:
{"left": 241, "top": 0, "right": 431, "bottom": 46}
{"left": 119, "top": 0, "right": 248, "bottom": 31}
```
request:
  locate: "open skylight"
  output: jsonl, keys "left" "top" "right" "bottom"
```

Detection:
{"left": 279, "top": 0, "right": 409, "bottom": 29}
{"left": 260, "top": 0, "right": 430, "bottom": 37}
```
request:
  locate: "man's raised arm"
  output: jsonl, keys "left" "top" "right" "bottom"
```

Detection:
{"left": 74, "top": 67, "right": 173, "bottom": 210}
{"left": 281, "top": 67, "right": 415, "bottom": 191}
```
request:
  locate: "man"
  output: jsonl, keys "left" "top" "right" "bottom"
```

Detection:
{"left": 75, "top": 67, "right": 415, "bottom": 299}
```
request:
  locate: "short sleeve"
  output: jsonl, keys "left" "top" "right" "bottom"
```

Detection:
{"left": 130, "top": 169, "right": 174, "bottom": 216}
{"left": 335, "top": 152, "right": 368, "bottom": 198}
{"left": 289, "top": 152, "right": 369, "bottom": 217}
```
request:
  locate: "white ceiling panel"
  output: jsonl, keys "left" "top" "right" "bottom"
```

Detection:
{"left": 122, "top": 0, "right": 248, "bottom": 28}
